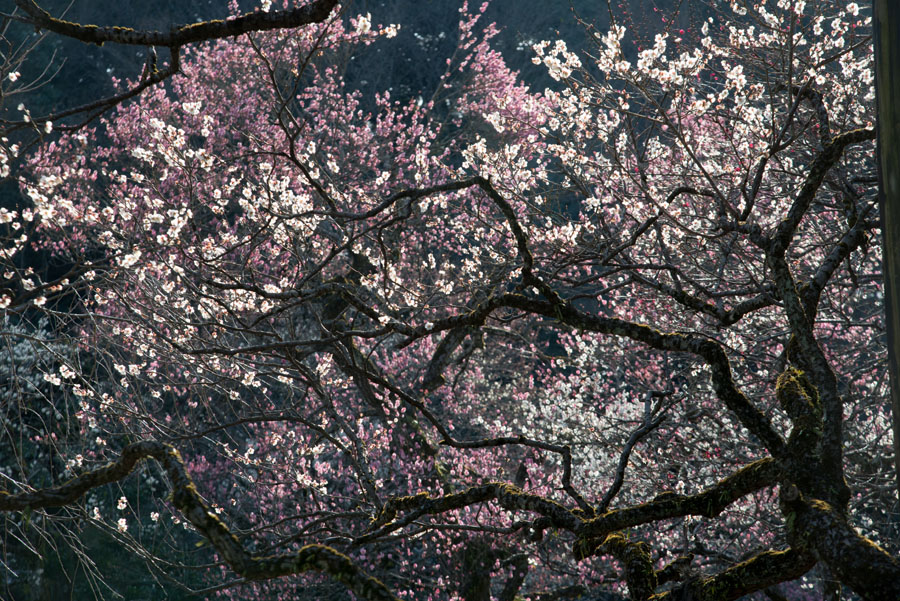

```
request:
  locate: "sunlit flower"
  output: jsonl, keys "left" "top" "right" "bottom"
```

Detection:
{"left": 355, "top": 13, "right": 372, "bottom": 35}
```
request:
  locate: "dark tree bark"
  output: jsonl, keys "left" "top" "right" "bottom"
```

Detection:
{"left": 874, "top": 0, "right": 900, "bottom": 505}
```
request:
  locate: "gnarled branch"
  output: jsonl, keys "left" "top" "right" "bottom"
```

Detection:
{"left": 0, "top": 441, "right": 398, "bottom": 601}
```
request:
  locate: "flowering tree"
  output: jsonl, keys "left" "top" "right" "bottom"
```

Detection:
{"left": 0, "top": 0, "right": 340, "bottom": 169}
{"left": 1, "top": 0, "right": 899, "bottom": 600}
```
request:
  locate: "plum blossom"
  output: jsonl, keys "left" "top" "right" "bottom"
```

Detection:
{"left": 355, "top": 13, "right": 372, "bottom": 35}
{"left": 182, "top": 101, "right": 202, "bottom": 115}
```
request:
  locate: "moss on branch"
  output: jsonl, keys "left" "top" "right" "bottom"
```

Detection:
{"left": 0, "top": 441, "right": 398, "bottom": 601}
{"left": 783, "top": 492, "right": 900, "bottom": 600}
{"left": 360, "top": 482, "right": 581, "bottom": 544}
{"left": 653, "top": 548, "right": 815, "bottom": 601}
{"left": 776, "top": 367, "right": 824, "bottom": 457}
{"left": 577, "top": 458, "right": 779, "bottom": 540}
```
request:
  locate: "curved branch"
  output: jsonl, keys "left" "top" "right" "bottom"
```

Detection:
{"left": 577, "top": 458, "right": 780, "bottom": 540}
{"left": 13, "top": 0, "right": 339, "bottom": 47}
{"left": 772, "top": 127, "right": 875, "bottom": 254}
{"left": 597, "top": 399, "right": 667, "bottom": 513}
{"left": 351, "top": 359, "right": 595, "bottom": 515}
{"left": 499, "top": 294, "right": 788, "bottom": 457}
{"left": 654, "top": 548, "right": 815, "bottom": 601}
{"left": 399, "top": 288, "right": 785, "bottom": 457}
{"left": 360, "top": 482, "right": 581, "bottom": 544}
{"left": 783, "top": 490, "right": 900, "bottom": 601}
{"left": 320, "top": 178, "right": 488, "bottom": 221}
{"left": 0, "top": 441, "right": 398, "bottom": 601}
{"left": 5, "top": 48, "right": 182, "bottom": 135}
{"left": 803, "top": 200, "right": 876, "bottom": 316}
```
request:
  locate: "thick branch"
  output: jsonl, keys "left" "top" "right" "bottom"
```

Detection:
{"left": 654, "top": 548, "right": 815, "bottom": 601}
{"left": 401, "top": 291, "right": 785, "bottom": 456}
{"left": 767, "top": 255, "right": 845, "bottom": 494}
{"left": 0, "top": 441, "right": 398, "bottom": 601}
{"left": 772, "top": 127, "right": 875, "bottom": 254}
{"left": 500, "top": 295, "right": 788, "bottom": 457}
{"left": 13, "top": 0, "right": 339, "bottom": 47}
{"left": 360, "top": 482, "right": 581, "bottom": 544}
{"left": 498, "top": 553, "right": 529, "bottom": 601}
{"left": 598, "top": 534, "right": 657, "bottom": 601}
{"left": 577, "top": 458, "right": 780, "bottom": 540}
{"left": 783, "top": 491, "right": 900, "bottom": 601}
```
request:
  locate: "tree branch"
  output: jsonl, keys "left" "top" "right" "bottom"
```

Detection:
{"left": 577, "top": 458, "right": 780, "bottom": 540}
{"left": 499, "top": 294, "right": 788, "bottom": 458}
{"left": 782, "top": 489, "right": 900, "bottom": 601}
{"left": 13, "top": 0, "right": 339, "bottom": 47}
{"left": 772, "top": 127, "right": 876, "bottom": 254}
{"left": 655, "top": 548, "right": 815, "bottom": 601}
{"left": 0, "top": 441, "right": 398, "bottom": 601}
{"left": 360, "top": 482, "right": 582, "bottom": 545}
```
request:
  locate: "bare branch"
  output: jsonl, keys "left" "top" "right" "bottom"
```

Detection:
{"left": 12, "top": 0, "right": 339, "bottom": 47}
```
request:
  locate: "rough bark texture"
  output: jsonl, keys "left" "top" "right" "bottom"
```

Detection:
{"left": 781, "top": 488, "right": 900, "bottom": 600}
{"left": 0, "top": 441, "right": 398, "bottom": 601}
{"left": 577, "top": 459, "right": 780, "bottom": 541}
{"left": 652, "top": 549, "right": 815, "bottom": 601}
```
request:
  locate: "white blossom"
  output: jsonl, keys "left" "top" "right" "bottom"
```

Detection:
{"left": 355, "top": 13, "right": 372, "bottom": 35}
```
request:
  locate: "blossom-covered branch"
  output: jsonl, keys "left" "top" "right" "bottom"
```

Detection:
{"left": 0, "top": 441, "right": 399, "bottom": 601}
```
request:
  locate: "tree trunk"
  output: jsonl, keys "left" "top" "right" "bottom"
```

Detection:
{"left": 874, "top": 0, "right": 900, "bottom": 506}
